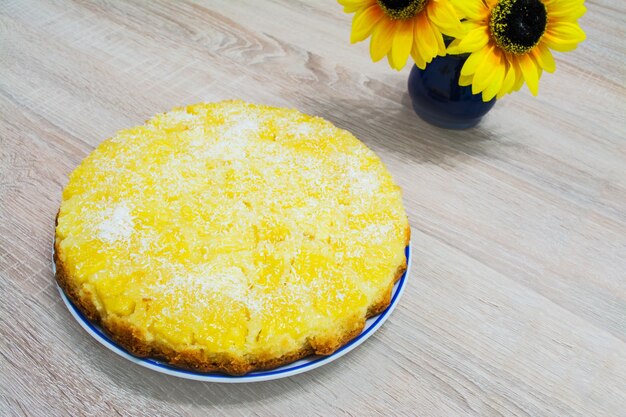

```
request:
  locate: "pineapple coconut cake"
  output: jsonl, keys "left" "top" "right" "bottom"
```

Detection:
{"left": 54, "top": 100, "right": 410, "bottom": 375}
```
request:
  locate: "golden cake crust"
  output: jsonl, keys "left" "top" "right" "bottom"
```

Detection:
{"left": 55, "top": 100, "right": 410, "bottom": 375}
{"left": 55, "top": 226, "right": 408, "bottom": 375}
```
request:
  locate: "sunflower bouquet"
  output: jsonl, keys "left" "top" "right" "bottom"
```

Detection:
{"left": 339, "top": 0, "right": 586, "bottom": 102}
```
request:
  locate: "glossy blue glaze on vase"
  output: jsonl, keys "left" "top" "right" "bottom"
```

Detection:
{"left": 408, "top": 54, "right": 496, "bottom": 129}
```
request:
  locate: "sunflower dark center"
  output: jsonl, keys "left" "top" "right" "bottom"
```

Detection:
{"left": 377, "top": 0, "right": 427, "bottom": 20}
{"left": 490, "top": 0, "right": 548, "bottom": 54}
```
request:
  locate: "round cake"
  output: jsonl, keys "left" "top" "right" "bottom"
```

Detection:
{"left": 54, "top": 100, "right": 410, "bottom": 375}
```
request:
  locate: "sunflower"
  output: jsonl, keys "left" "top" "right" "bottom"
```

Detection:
{"left": 338, "top": 0, "right": 464, "bottom": 70}
{"left": 448, "top": 0, "right": 586, "bottom": 101}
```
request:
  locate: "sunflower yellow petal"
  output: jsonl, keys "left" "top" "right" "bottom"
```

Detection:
{"left": 455, "top": 26, "right": 490, "bottom": 53}
{"left": 415, "top": 13, "right": 438, "bottom": 64}
{"left": 434, "top": 29, "right": 446, "bottom": 56}
{"left": 461, "top": 46, "right": 488, "bottom": 77}
{"left": 543, "top": 21, "right": 586, "bottom": 52}
{"left": 446, "top": 38, "right": 464, "bottom": 55}
{"left": 389, "top": 19, "right": 414, "bottom": 70}
{"left": 532, "top": 43, "right": 556, "bottom": 73}
{"left": 387, "top": 49, "right": 397, "bottom": 70}
{"left": 482, "top": 53, "right": 505, "bottom": 101}
{"left": 497, "top": 60, "right": 517, "bottom": 99}
{"left": 339, "top": 0, "right": 374, "bottom": 13}
{"left": 411, "top": 42, "right": 427, "bottom": 69}
{"left": 427, "top": 0, "right": 464, "bottom": 38}
{"left": 449, "top": 0, "right": 486, "bottom": 20}
{"left": 542, "top": 36, "right": 582, "bottom": 52}
{"left": 350, "top": 5, "right": 383, "bottom": 43}
{"left": 338, "top": 0, "right": 370, "bottom": 6}
{"left": 513, "top": 60, "right": 526, "bottom": 92}
{"left": 369, "top": 18, "right": 395, "bottom": 62}
{"left": 546, "top": 2, "right": 587, "bottom": 20}
{"left": 547, "top": 21, "right": 587, "bottom": 41}
{"left": 459, "top": 74, "right": 474, "bottom": 87}
{"left": 426, "top": 1, "right": 450, "bottom": 56}
{"left": 472, "top": 45, "right": 498, "bottom": 95}
{"left": 518, "top": 53, "right": 540, "bottom": 95}
{"left": 459, "top": 21, "right": 484, "bottom": 32}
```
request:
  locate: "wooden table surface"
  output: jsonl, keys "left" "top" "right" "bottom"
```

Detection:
{"left": 1, "top": 0, "right": 625, "bottom": 416}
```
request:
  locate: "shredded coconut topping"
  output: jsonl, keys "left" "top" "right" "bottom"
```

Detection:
{"left": 56, "top": 100, "right": 409, "bottom": 356}
{"left": 98, "top": 203, "right": 134, "bottom": 243}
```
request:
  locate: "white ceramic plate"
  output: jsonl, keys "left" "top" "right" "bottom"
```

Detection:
{"left": 55, "top": 244, "right": 410, "bottom": 382}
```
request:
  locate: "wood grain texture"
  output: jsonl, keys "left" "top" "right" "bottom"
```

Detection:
{"left": 1, "top": 0, "right": 625, "bottom": 416}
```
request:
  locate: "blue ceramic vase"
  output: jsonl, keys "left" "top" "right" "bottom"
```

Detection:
{"left": 408, "top": 53, "right": 496, "bottom": 129}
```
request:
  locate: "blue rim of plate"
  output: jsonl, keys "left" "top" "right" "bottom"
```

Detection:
{"left": 55, "top": 244, "right": 411, "bottom": 382}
